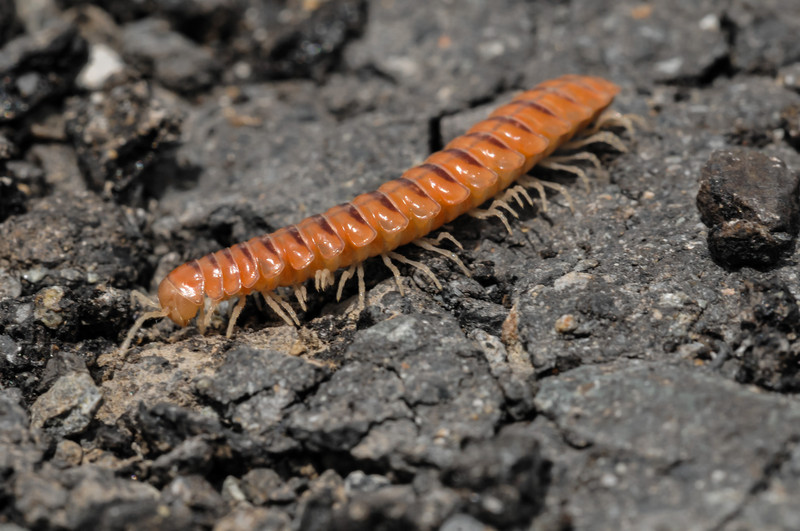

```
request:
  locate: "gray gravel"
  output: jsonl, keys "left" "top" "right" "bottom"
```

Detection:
{"left": 2, "top": 0, "right": 800, "bottom": 529}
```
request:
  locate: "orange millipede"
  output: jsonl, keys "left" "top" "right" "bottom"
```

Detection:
{"left": 121, "top": 75, "right": 629, "bottom": 352}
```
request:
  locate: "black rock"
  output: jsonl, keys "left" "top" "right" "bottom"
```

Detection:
{"left": 253, "top": 0, "right": 367, "bottom": 80}
{"left": 696, "top": 148, "right": 800, "bottom": 267}
{"left": 0, "top": 22, "right": 87, "bottom": 123}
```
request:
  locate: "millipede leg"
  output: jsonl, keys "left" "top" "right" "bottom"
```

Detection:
{"left": 518, "top": 176, "right": 576, "bottom": 213}
{"left": 586, "top": 109, "right": 645, "bottom": 136}
{"left": 226, "top": 296, "right": 247, "bottom": 338}
{"left": 546, "top": 152, "right": 603, "bottom": 169}
{"left": 315, "top": 269, "right": 334, "bottom": 292}
{"left": 336, "top": 265, "right": 356, "bottom": 302}
{"left": 469, "top": 208, "right": 514, "bottom": 234}
{"left": 197, "top": 304, "right": 207, "bottom": 334}
{"left": 356, "top": 263, "right": 366, "bottom": 309}
{"left": 562, "top": 131, "right": 628, "bottom": 153}
{"left": 539, "top": 160, "right": 592, "bottom": 192}
{"left": 119, "top": 309, "right": 169, "bottom": 354}
{"left": 201, "top": 300, "right": 217, "bottom": 333}
{"left": 414, "top": 238, "right": 471, "bottom": 276}
{"left": 131, "top": 290, "right": 161, "bottom": 310}
{"left": 520, "top": 178, "right": 549, "bottom": 212}
{"left": 429, "top": 231, "right": 464, "bottom": 250}
{"left": 294, "top": 285, "right": 308, "bottom": 311}
{"left": 493, "top": 198, "right": 520, "bottom": 219}
{"left": 388, "top": 251, "right": 443, "bottom": 290}
{"left": 261, "top": 291, "right": 299, "bottom": 327}
{"left": 381, "top": 253, "right": 405, "bottom": 295}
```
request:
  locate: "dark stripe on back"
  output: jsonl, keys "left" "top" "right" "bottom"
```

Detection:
{"left": 565, "top": 78, "right": 598, "bottom": 93}
{"left": 419, "top": 163, "right": 460, "bottom": 184}
{"left": 236, "top": 243, "right": 255, "bottom": 263}
{"left": 346, "top": 204, "right": 368, "bottom": 226}
{"left": 442, "top": 148, "right": 488, "bottom": 170}
{"left": 531, "top": 86, "right": 578, "bottom": 103}
{"left": 464, "top": 132, "right": 512, "bottom": 150}
{"left": 312, "top": 214, "right": 338, "bottom": 237}
{"left": 206, "top": 253, "right": 219, "bottom": 269}
{"left": 190, "top": 260, "right": 203, "bottom": 275}
{"left": 370, "top": 191, "right": 402, "bottom": 212}
{"left": 513, "top": 99, "right": 557, "bottom": 117}
{"left": 489, "top": 116, "right": 534, "bottom": 133}
{"left": 396, "top": 177, "right": 432, "bottom": 198}
{"left": 259, "top": 235, "right": 278, "bottom": 255}
{"left": 287, "top": 226, "right": 309, "bottom": 248}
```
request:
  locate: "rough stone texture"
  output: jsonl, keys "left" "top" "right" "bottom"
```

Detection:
{"left": 65, "top": 80, "right": 183, "bottom": 203}
{"left": 733, "top": 279, "right": 800, "bottom": 392}
{"left": 0, "top": 21, "right": 87, "bottom": 122}
{"left": 4, "top": 0, "right": 800, "bottom": 529}
{"left": 29, "top": 371, "right": 101, "bottom": 437}
{"left": 534, "top": 362, "right": 800, "bottom": 530}
{"left": 121, "top": 18, "right": 220, "bottom": 94}
{"left": 697, "top": 148, "right": 800, "bottom": 267}
{"left": 729, "top": 0, "right": 800, "bottom": 74}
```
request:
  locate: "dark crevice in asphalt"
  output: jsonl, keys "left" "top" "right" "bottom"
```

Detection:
{"left": 660, "top": 13, "right": 737, "bottom": 88}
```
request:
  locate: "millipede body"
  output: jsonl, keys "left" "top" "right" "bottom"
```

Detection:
{"left": 125, "top": 75, "right": 621, "bottom": 348}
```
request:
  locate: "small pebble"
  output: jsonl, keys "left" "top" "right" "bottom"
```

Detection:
{"left": 555, "top": 314, "right": 578, "bottom": 334}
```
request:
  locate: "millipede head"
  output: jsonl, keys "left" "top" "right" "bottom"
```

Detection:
{"left": 158, "top": 267, "right": 204, "bottom": 326}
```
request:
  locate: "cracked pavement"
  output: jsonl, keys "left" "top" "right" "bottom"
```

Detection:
{"left": 2, "top": 0, "right": 800, "bottom": 529}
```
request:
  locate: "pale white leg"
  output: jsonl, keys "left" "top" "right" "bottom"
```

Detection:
{"left": 201, "top": 300, "right": 217, "bottom": 333}
{"left": 197, "top": 304, "right": 206, "bottom": 334}
{"left": 119, "top": 309, "right": 168, "bottom": 355}
{"left": 294, "top": 285, "right": 308, "bottom": 311}
{"left": 261, "top": 291, "right": 299, "bottom": 326}
{"left": 562, "top": 131, "right": 628, "bottom": 153}
{"left": 356, "top": 263, "right": 366, "bottom": 309}
{"left": 388, "top": 251, "right": 442, "bottom": 290}
{"left": 520, "top": 178, "right": 549, "bottom": 212}
{"left": 414, "top": 239, "right": 470, "bottom": 276}
{"left": 427, "top": 231, "right": 464, "bottom": 250}
{"left": 131, "top": 290, "right": 160, "bottom": 309}
{"left": 315, "top": 269, "right": 334, "bottom": 292}
{"left": 585, "top": 109, "right": 646, "bottom": 136}
{"left": 518, "top": 176, "right": 576, "bottom": 213}
{"left": 226, "top": 296, "right": 247, "bottom": 338}
{"left": 336, "top": 265, "right": 356, "bottom": 302}
{"left": 469, "top": 208, "right": 513, "bottom": 234}
{"left": 507, "top": 185, "right": 536, "bottom": 208}
{"left": 546, "top": 152, "right": 602, "bottom": 169}
{"left": 381, "top": 253, "right": 405, "bottom": 295}
{"left": 539, "top": 160, "right": 591, "bottom": 192}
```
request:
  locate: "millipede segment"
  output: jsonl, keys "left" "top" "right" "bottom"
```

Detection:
{"left": 121, "top": 74, "right": 628, "bottom": 353}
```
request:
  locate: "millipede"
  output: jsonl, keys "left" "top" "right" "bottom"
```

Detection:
{"left": 121, "top": 74, "right": 633, "bottom": 352}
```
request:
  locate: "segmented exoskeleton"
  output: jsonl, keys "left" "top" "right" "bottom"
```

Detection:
{"left": 122, "top": 75, "right": 629, "bottom": 352}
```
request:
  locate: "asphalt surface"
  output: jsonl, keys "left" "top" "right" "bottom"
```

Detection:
{"left": 2, "top": 0, "right": 800, "bottom": 529}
